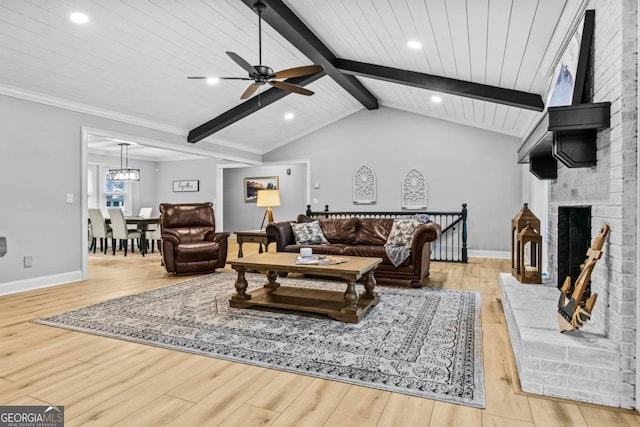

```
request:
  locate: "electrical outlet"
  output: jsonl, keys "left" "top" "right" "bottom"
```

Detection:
{"left": 66, "top": 193, "right": 74, "bottom": 204}
{"left": 312, "top": 198, "right": 319, "bottom": 204}
{"left": 24, "top": 256, "right": 33, "bottom": 268}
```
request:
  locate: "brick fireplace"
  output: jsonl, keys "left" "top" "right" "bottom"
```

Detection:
{"left": 502, "top": 0, "right": 637, "bottom": 409}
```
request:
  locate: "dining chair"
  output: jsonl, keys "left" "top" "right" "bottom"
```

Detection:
{"left": 88, "top": 208, "right": 111, "bottom": 254}
{"left": 148, "top": 226, "right": 162, "bottom": 254}
{"left": 88, "top": 222, "right": 94, "bottom": 251}
{"left": 138, "top": 207, "right": 159, "bottom": 251}
{"left": 108, "top": 208, "right": 141, "bottom": 256}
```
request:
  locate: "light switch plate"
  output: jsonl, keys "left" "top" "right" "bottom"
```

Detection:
{"left": 66, "top": 193, "right": 74, "bottom": 203}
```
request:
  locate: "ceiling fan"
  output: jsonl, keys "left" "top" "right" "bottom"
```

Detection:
{"left": 188, "top": 1, "right": 324, "bottom": 100}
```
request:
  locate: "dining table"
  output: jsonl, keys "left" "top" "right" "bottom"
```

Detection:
{"left": 101, "top": 216, "right": 160, "bottom": 256}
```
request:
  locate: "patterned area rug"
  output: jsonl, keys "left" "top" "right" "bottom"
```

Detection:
{"left": 35, "top": 272, "right": 485, "bottom": 408}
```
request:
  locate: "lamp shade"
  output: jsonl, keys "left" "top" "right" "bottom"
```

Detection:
{"left": 256, "top": 190, "right": 281, "bottom": 207}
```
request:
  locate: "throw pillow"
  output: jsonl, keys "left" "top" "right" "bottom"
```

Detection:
{"left": 412, "top": 213, "right": 431, "bottom": 224}
{"left": 291, "top": 220, "right": 329, "bottom": 245}
{"left": 386, "top": 218, "right": 420, "bottom": 247}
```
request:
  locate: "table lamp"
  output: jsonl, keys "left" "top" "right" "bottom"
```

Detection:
{"left": 256, "top": 189, "right": 281, "bottom": 229}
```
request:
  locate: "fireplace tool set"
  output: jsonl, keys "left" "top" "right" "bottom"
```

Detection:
{"left": 557, "top": 224, "right": 610, "bottom": 333}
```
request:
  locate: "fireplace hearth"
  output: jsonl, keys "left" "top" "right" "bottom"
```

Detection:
{"left": 499, "top": 273, "right": 622, "bottom": 407}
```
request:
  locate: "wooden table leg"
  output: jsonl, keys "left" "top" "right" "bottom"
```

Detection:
{"left": 140, "top": 230, "right": 147, "bottom": 256}
{"left": 264, "top": 270, "right": 280, "bottom": 292}
{"left": 237, "top": 240, "right": 244, "bottom": 258}
{"left": 361, "top": 270, "right": 378, "bottom": 302}
{"left": 341, "top": 280, "right": 359, "bottom": 314}
{"left": 139, "top": 221, "right": 153, "bottom": 256}
{"left": 230, "top": 267, "right": 251, "bottom": 306}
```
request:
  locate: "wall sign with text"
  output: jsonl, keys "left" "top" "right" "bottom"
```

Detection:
{"left": 173, "top": 180, "right": 199, "bottom": 192}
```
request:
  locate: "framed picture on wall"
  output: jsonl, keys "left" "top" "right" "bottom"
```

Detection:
{"left": 173, "top": 180, "right": 199, "bottom": 192}
{"left": 244, "top": 176, "right": 278, "bottom": 202}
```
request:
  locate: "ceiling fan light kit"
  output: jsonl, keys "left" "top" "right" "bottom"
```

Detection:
{"left": 187, "top": 1, "right": 323, "bottom": 100}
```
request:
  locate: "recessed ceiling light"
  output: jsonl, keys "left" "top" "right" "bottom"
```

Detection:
{"left": 407, "top": 40, "right": 422, "bottom": 50}
{"left": 206, "top": 77, "right": 220, "bottom": 85}
{"left": 284, "top": 112, "right": 294, "bottom": 120}
{"left": 70, "top": 12, "right": 89, "bottom": 24}
{"left": 431, "top": 95, "right": 442, "bottom": 103}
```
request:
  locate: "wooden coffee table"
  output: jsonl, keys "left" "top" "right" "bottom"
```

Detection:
{"left": 228, "top": 252, "right": 383, "bottom": 323}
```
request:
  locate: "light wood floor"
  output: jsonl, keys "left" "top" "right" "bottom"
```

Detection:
{"left": 1, "top": 240, "right": 638, "bottom": 426}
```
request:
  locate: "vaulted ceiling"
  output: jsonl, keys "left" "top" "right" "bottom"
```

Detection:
{"left": 0, "top": 0, "right": 586, "bottom": 159}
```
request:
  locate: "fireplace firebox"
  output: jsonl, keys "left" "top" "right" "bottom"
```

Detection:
{"left": 557, "top": 206, "right": 591, "bottom": 295}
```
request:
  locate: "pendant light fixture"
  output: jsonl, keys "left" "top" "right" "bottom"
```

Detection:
{"left": 108, "top": 143, "right": 140, "bottom": 181}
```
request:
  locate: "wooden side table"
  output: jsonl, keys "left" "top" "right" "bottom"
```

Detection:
{"left": 235, "top": 230, "right": 272, "bottom": 258}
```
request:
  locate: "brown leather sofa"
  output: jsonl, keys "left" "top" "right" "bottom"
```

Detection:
{"left": 266, "top": 216, "right": 441, "bottom": 287}
{"left": 159, "top": 202, "right": 229, "bottom": 275}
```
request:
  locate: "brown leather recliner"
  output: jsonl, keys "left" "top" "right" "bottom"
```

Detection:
{"left": 159, "top": 202, "right": 229, "bottom": 275}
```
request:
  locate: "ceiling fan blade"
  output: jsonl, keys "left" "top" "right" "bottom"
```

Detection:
{"left": 240, "top": 83, "right": 260, "bottom": 99}
{"left": 273, "top": 64, "right": 324, "bottom": 79}
{"left": 226, "top": 51, "right": 258, "bottom": 75}
{"left": 187, "top": 76, "right": 252, "bottom": 80}
{"left": 269, "top": 81, "right": 314, "bottom": 96}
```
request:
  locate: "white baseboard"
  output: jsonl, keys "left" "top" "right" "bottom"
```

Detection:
{"left": 0, "top": 271, "right": 83, "bottom": 296}
{"left": 468, "top": 250, "right": 510, "bottom": 259}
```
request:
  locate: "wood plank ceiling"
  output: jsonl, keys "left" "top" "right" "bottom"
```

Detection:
{"left": 0, "top": 0, "right": 585, "bottom": 158}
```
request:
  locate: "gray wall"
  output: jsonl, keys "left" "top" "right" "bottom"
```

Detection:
{"left": 156, "top": 158, "right": 223, "bottom": 218}
{"left": 0, "top": 94, "right": 253, "bottom": 286}
{"left": 222, "top": 163, "right": 307, "bottom": 233}
{"left": 89, "top": 155, "right": 225, "bottom": 219}
{"left": 265, "top": 107, "right": 522, "bottom": 252}
{"left": 1, "top": 96, "right": 92, "bottom": 283}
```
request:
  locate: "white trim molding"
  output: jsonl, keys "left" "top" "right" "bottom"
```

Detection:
{"left": 81, "top": 127, "right": 261, "bottom": 166}
{"left": 468, "top": 250, "right": 510, "bottom": 259}
{"left": 0, "top": 271, "right": 83, "bottom": 296}
{"left": 0, "top": 84, "right": 185, "bottom": 136}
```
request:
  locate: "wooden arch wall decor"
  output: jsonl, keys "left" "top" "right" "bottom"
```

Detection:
{"left": 353, "top": 165, "right": 376, "bottom": 204}
{"left": 401, "top": 169, "right": 427, "bottom": 209}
